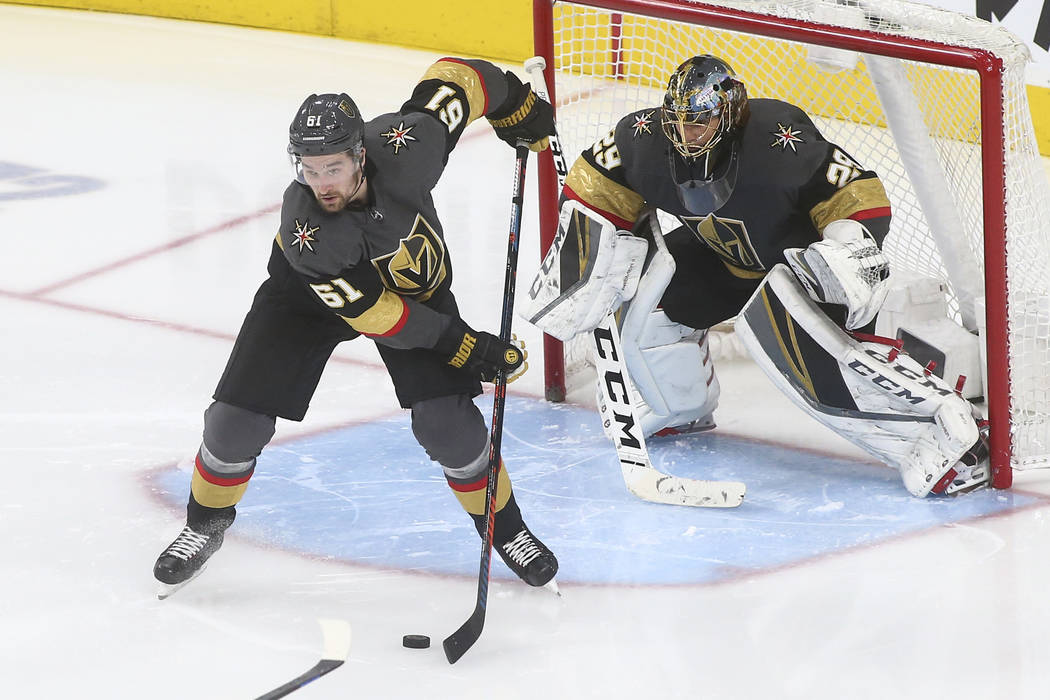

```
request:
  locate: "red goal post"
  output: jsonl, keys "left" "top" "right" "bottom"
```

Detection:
{"left": 532, "top": 0, "right": 1050, "bottom": 488}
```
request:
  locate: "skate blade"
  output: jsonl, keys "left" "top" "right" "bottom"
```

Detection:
{"left": 543, "top": 578, "right": 561, "bottom": 597}
{"left": 156, "top": 564, "right": 208, "bottom": 600}
{"left": 652, "top": 419, "right": 716, "bottom": 438}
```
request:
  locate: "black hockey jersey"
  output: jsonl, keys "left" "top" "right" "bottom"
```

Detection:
{"left": 562, "top": 99, "right": 892, "bottom": 280}
{"left": 271, "top": 58, "right": 521, "bottom": 348}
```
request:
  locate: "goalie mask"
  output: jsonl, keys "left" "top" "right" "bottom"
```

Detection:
{"left": 288, "top": 93, "right": 365, "bottom": 183}
{"left": 661, "top": 56, "right": 749, "bottom": 215}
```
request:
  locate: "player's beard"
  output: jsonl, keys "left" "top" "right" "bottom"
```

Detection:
{"left": 315, "top": 168, "right": 365, "bottom": 212}
{"left": 315, "top": 189, "right": 348, "bottom": 212}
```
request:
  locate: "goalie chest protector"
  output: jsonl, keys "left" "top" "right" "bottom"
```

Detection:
{"left": 604, "top": 99, "right": 885, "bottom": 276}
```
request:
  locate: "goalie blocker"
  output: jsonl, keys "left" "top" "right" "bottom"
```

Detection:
{"left": 523, "top": 199, "right": 647, "bottom": 342}
{"left": 735, "top": 264, "right": 989, "bottom": 497}
{"left": 523, "top": 207, "right": 719, "bottom": 438}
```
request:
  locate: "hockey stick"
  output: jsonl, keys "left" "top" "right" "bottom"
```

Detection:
{"left": 443, "top": 142, "right": 530, "bottom": 664}
{"left": 524, "top": 56, "right": 744, "bottom": 508}
{"left": 254, "top": 619, "right": 352, "bottom": 700}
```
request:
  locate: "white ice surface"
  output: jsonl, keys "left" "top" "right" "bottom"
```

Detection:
{"left": 4, "top": 5, "right": 1050, "bottom": 699}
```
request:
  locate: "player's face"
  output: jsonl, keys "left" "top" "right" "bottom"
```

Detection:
{"left": 677, "top": 113, "right": 722, "bottom": 152}
{"left": 300, "top": 152, "right": 365, "bottom": 212}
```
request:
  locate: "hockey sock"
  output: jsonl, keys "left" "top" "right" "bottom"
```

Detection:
{"left": 445, "top": 460, "right": 523, "bottom": 543}
{"left": 189, "top": 446, "right": 254, "bottom": 512}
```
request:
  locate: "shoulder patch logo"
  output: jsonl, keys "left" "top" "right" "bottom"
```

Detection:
{"left": 290, "top": 219, "right": 319, "bottom": 254}
{"left": 770, "top": 122, "right": 805, "bottom": 152}
{"left": 381, "top": 121, "right": 418, "bottom": 154}
{"left": 631, "top": 111, "right": 655, "bottom": 137}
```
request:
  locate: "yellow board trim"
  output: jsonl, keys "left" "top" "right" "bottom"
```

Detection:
{"left": 10, "top": 1, "right": 1048, "bottom": 153}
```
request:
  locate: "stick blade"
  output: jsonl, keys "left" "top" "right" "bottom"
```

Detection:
{"left": 253, "top": 660, "right": 344, "bottom": 700}
{"left": 318, "top": 618, "right": 353, "bottom": 661}
{"left": 443, "top": 609, "right": 484, "bottom": 664}
{"left": 622, "top": 464, "right": 745, "bottom": 508}
{"left": 252, "top": 619, "right": 351, "bottom": 700}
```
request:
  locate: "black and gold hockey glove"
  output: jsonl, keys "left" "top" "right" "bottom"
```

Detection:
{"left": 488, "top": 73, "right": 554, "bottom": 152}
{"left": 436, "top": 317, "right": 527, "bottom": 383}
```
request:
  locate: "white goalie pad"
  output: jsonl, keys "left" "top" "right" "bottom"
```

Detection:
{"left": 521, "top": 199, "right": 648, "bottom": 341}
{"left": 735, "top": 265, "right": 988, "bottom": 498}
{"left": 613, "top": 213, "right": 720, "bottom": 437}
{"left": 874, "top": 270, "right": 984, "bottom": 400}
{"left": 784, "top": 219, "right": 890, "bottom": 329}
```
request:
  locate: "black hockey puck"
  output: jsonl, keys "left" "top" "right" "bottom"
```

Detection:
{"left": 402, "top": 634, "right": 430, "bottom": 649}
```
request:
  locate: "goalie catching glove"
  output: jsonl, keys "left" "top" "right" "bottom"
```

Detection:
{"left": 435, "top": 317, "right": 527, "bottom": 383}
{"left": 487, "top": 73, "right": 554, "bottom": 152}
{"left": 784, "top": 219, "right": 890, "bottom": 329}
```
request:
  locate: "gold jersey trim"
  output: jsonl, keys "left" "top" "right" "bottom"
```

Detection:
{"left": 809, "top": 177, "right": 891, "bottom": 231}
{"left": 422, "top": 60, "right": 487, "bottom": 125}
{"left": 565, "top": 157, "right": 645, "bottom": 226}
{"left": 341, "top": 289, "right": 406, "bottom": 335}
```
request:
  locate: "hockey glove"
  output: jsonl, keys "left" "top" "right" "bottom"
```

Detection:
{"left": 435, "top": 317, "right": 528, "bottom": 383}
{"left": 488, "top": 73, "right": 554, "bottom": 152}
{"left": 784, "top": 219, "right": 890, "bottom": 329}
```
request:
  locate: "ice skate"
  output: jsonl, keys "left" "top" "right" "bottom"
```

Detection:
{"left": 652, "top": 413, "right": 716, "bottom": 438}
{"left": 153, "top": 524, "right": 227, "bottom": 599}
{"left": 931, "top": 424, "right": 992, "bottom": 496}
{"left": 496, "top": 524, "right": 559, "bottom": 589}
{"left": 154, "top": 500, "right": 235, "bottom": 599}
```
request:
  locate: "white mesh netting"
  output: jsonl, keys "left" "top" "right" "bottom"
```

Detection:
{"left": 542, "top": 0, "right": 1050, "bottom": 470}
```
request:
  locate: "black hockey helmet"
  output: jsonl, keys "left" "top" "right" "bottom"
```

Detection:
{"left": 288, "top": 93, "right": 364, "bottom": 183}
{"left": 661, "top": 56, "right": 749, "bottom": 214}
{"left": 289, "top": 93, "right": 364, "bottom": 157}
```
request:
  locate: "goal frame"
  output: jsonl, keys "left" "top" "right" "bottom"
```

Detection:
{"left": 532, "top": 0, "right": 1013, "bottom": 488}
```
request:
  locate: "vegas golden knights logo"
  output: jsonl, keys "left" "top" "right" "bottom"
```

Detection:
{"left": 372, "top": 214, "right": 448, "bottom": 299}
{"left": 682, "top": 214, "right": 764, "bottom": 273}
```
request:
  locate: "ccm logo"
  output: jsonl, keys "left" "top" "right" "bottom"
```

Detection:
{"left": 847, "top": 352, "right": 952, "bottom": 405}
{"left": 594, "top": 326, "right": 642, "bottom": 450}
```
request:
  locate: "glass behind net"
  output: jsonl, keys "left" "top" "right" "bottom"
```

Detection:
{"left": 544, "top": 0, "right": 1050, "bottom": 471}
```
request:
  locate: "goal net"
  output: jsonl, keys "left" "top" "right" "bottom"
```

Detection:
{"left": 532, "top": 0, "right": 1050, "bottom": 487}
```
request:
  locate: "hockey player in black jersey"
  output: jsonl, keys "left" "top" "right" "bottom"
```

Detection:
{"left": 154, "top": 58, "right": 558, "bottom": 596}
{"left": 524, "top": 55, "right": 991, "bottom": 499}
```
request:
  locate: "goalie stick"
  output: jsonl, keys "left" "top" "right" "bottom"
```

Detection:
{"left": 254, "top": 619, "right": 352, "bottom": 700}
{"left": 524, "top": 56, "right": 744, "bottom": 509}
{"left": 443, "top": 143, "right": 531, "bottom": 665}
